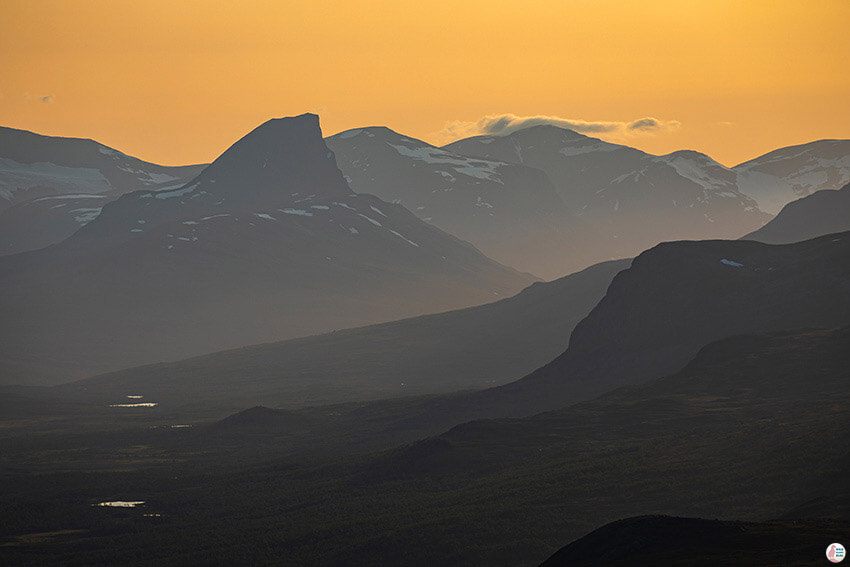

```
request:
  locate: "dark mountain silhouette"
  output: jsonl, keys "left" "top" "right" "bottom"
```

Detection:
{"left": 734, "top": 139, "right": 850, "bottom": 214}
{"left": 277, "top": 231, "right": 850, "bottom": 444}
{"left": 444, "top": 125, "right": 770, "bottom": 263}
{"left": 743, "top": 182, "right": 850, "bottom": 244}
{"left": 540, "top": 515, "right": 849, "bottom": 566}
{"left": 60, "top": 259, "right": 629, "bottom": 411}
{"left": 326, "top": 127, "right": 586, "bottom": 279}
{"left": 0, "top": 126, "right": 205, "bottom": 254}
{"left": 0, "top": 114, "right": 534, "bottom": 385}
{"left": 358, "top": 327, "right": 850, "bottom": 565}
{"left": 511, "top": 232, "right": 850, "bottom": 408}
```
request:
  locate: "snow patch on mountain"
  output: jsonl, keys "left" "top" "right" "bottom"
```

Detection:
{"left": 0, "top": 158, "right": 112, "bottom": 200}
{"left": 71, "top": 207, "right": 102, "bottom": 224}
{"left": 279, "top": 208, "right": 313, "bottom": 217}
{"left": 387, "top": 143, "right": 502, "bottom": 182}
{"left": 657, "top": 154, "right": 731, "bottom": 197}
{"left": 389, "top": 229, "right": 420, "bottom": 247}
{"left": 154, "top": 184, "right": 196, "bottom": 200}
{"left": 559, "top": 140, "right": 619, "bottom": 156}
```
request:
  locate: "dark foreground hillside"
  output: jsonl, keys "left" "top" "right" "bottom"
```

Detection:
{"left": 2, "top": 326, "right": 848, "bottom": 566}
{"left": 540, "top": 515, "right": 849, "bottom": 566}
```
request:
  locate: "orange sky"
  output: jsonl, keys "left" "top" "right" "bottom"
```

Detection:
{"left": 1, "top": 0, "right": 848, "bottom": 167}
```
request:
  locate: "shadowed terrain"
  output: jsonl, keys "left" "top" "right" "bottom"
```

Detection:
{"left": 1, "top": 327, "right": 848, "bottom": 566}
{"left": 57, "top": 259, "right": 629, "bottom": 412}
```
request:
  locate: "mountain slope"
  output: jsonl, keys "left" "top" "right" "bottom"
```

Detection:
{"left": 743, "top": 182, "right": 850, "bottom": 244}
{"left": 326, "top": 127, "right": 583, "bottom": 278}
{"left": 734, "top": 139, "right": 850, "bottom": 214}
{"left": 0, "top": 114, "right": 534, "bottom": 385}
{"left": 61, "top": 259, "right": 630, "bottom": 411}
{"left": 492, "top": 231, "right": 850, "bottom": 414}
{"left": 272, "top": 231, "right": 850, "bottom": 445}
{"left": 444, "top": 125, "right": 769, "bottom": 262}
{"left": 0, "top": 126, "right": 205, "bottom": 254}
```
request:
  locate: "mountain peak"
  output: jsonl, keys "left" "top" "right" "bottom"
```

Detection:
{"left": 194, "top": 113, "right": 351, "bottom": 202}
{"left": 663, "top": 149, "right": 714, "bottom": 162}
{"left": 507, "top": 123, "right": 588, "bottom": 140}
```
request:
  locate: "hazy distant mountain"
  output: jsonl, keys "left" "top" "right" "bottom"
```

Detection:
{"left": 445, "top": 125, "right": 770, "bottom": 261}
{"left": 734, "top": 139, "right": 850, "bottom": 214}
{"left": 743, "top": 182, "right": 850, "bottom": 244}
{"left": 0, "top": 114, "right": 533, "bottom": 385}
{"left": 326, "top": 127, "right": 584, "bottom": 279}
{"left": 63, "top": 259, "right": 629, "bottom": 410}
{"left": 0, "top": 126, "right": 205, "bottom": 254}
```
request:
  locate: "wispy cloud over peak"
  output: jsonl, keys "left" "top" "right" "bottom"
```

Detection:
{"left": 437, "top": 113, "right": 680, "bottom": 144}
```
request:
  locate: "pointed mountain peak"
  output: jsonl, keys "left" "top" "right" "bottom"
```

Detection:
{"left": 73, "top": 114, "right": 354, "bottom": 241}
{"left": 194, "top": 113, "right": 351, "bottom": 201}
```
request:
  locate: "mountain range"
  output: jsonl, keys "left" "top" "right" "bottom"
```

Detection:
{"left": 1, "top": 113, "right": 849, "bottom": 566}
{"left": 0, "top": 126, "right": 205, "bottom": 255}
{"left": 3, "top": 122, "right": 849, "bottom": 281}
{"left": 0, "top": 114, "right": 533, "bottom": 385}
{"left": 443, "top": 125, "right": 771, "bottom": 266}
{"left": 326, "top": 127, "right": 584, "bottom": 279}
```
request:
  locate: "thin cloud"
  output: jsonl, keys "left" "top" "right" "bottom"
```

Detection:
{"left": 438, "top": 113, "right": 680, "bottom": 144}
{"left": 627, "top": 117, "right": 674, "bottom": 132}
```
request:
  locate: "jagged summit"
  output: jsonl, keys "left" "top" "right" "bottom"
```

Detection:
{"left": 0, "top": 114, "right": 534, "bottom": 383}
{"left": 194, "top": 113, "right": 350, "bottom": 202}
{"left": 75, "top": 113, "right": 354, "bottom": 240}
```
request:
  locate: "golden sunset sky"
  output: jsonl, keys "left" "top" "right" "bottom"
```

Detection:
{"left": 1, "top": 0, "right": 848, "bottom": 166}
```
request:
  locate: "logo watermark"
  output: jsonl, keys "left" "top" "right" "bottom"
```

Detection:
{"left": 827, "top": 543, "right": 846, "bottom": 563}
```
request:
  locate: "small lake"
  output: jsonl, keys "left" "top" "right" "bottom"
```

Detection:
{"left": 95, "top": 501, "right": 145, "bottom": 508}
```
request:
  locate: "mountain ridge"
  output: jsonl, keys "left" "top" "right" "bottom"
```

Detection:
{"left": 0, "top": 114, "right": 534, "bottom": 385}
{"left": 743, "top": 182, "right": 850, "bottom": 244}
